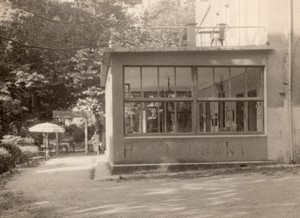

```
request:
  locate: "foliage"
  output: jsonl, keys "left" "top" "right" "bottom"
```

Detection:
{"left": 116, "top": 0, "right": 195, "bottom": 47}
{"left": 73, "top": 84, "right": 105, "bottom": 142}
{"left": 65, "top": 124, "right": 85, "bottom": 143}
{"left": 1, "top": 135, "right": 35, "bottom": 146}
{"left": 0, "top": 147, "right": 14, "bottom": 174}
{"left": 18, "top": 145, "right": 39, "bottom": 159}
{"left": 0, "top": 0, "right": 194, "bottom": 142}
{"left": 143, "top": 0, "right": 195, "bottom": 26}
{"left": 0, "top": 148, "right": 9, "bottom": 156}
{"left": 0, "top": 144, "right": 38, "bottom": 174}
{"left": 0, "top": 83, "right": 27, "bottom": 138}
{"left": 0, "top": 143, "right": 25, "bottom": 166}
{"left": 74, "top": 86, "right": 104, "bottom": 118}
{"left": 117, "top": 26, "right": 187, "bottom": 47}
{"left": 0, "top": 0, "right": 141, "bottom": 138}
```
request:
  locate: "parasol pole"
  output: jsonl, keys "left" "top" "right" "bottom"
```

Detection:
{"left": 43, "top": 132, "right": 46, "bottom": 147}
{"left": 45, "top": 133, "right": 49, "bottom": 158}
{"left": 56, "top": 132, "right": 59, "bottom": 156}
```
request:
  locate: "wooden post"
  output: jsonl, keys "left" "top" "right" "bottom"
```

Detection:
{"left": 85, "top": 118, "right": 88, "bottom": 155}
{"left": 56, "top": 132, "right": 59, "bottom": 156}
{"left": 45, "top": 133, "right": 49, "bottom": 159}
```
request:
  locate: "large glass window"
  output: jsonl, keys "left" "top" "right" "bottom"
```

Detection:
{"left": 177, "top": 101, "right": 192, "bottom": 132}
{"left": 231, "top": 67, "right": 246, "bottom": 97}
{"left": 124, "top": 67, "right": 141, "bottom": 98}
{"left": 197, "top": 67, "right": 264, "bottom": 133}
{"left": 124, "top": 102, "right": 142, "bottom": 134}
{"left": 198, "top": 101, "right": 264, "bottom": 133}
{"left": 124, "top": 66, "right": 264, "bottom": 135}
{"left": 247, "top": 67, "right": 263, "bottom": 97}
{"left": 159, "top": 67, "right": 175, "bottom": 98}
{"left": 198, "top": 68, "right": 214, "bottom": 98}
{"left": 214, "top": 68, "right": 230, "bottom": 97}
{"left": 142, "top": 67, "right": 158, "bottom": 98}
{"left": 176, "top": 67, "right": 192, "bottom": 97}
{"left": 125, "top": 101, "right": 193, "bottom": 134}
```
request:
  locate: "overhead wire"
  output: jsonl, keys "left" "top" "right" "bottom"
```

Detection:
{"left": 0, "top": 0, "right": 91, "bottom": 26}
{"left": 0, "top": 1, "right": 104, "bottom": 51}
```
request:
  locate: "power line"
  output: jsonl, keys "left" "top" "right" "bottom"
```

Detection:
{"left": 0, "top": 0, "right": 92, "bottom": 26}
{"left": 0, "top": 34, "right": 94, "bottom": 51}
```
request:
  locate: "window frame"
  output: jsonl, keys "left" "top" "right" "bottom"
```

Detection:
{"left": 123, "top": 65, "right": 265, "bottom": 136}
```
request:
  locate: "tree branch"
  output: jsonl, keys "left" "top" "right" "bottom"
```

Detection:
{"left": 0, "top": 0, "right": 89, "bottom": 26}
{"left": 0, "top": 34, "right": 93, "bottom": 51}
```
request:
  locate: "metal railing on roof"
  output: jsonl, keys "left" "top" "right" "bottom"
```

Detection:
{"left": 110, "top": 26, "right": 188, "bottom": 48}
{"left": 196, "top": 25, "right": 268, "bottom": 47}
{"left": 110, "top": 24, "right": 268, "bottom": 48}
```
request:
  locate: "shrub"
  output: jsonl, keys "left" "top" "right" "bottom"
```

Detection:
{"left": 0, "top": 148, "right": 14, "bottom": 174}
{"left": 1, "top": 135, "right": 22, "bottom": 146}
{"left": 65, "top": 124, "right": 84, "bottom": 143}
{"left": 0, "top": 143, "right": 25, "bottom": 165}
{"left": 0, "top": 135, "right": 37, "bottom": 165}
{"left": 19, "top": 146, "right": 39, "bottom": 160}
{"left": 1, "top": 135, "right": 35, "bottom": 146}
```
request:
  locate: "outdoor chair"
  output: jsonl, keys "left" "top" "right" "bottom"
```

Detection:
{"left": 210, "top": 23, "right": 229, "bottom": 46}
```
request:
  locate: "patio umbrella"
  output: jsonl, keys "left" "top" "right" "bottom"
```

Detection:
{"left": 29, "top": 122, "right": 65, "bottom": 158}
{"left": 29, "top": 122, "right": 65, "bottom": 133}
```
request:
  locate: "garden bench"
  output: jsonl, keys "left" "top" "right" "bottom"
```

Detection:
{"left": 27, "top": 156, "right": 44, "bottom": 167}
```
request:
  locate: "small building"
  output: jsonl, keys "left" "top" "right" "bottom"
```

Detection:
{"left": 101, "top": 0, "right": 300, "bottom": 173}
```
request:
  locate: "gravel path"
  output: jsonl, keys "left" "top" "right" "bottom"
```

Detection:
{"left": 2, "top": 155, "right": 300, "bottom": 217}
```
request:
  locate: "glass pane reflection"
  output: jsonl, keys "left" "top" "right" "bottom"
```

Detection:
{"left": 159, "top": 67, "right": 175, "bottom": 98}
{"left": 176, "top": 67, "right": 192, "bottom": 97}
{"left": 142, "top": 67, "right": 158, "bottom": 97}
{"left": 198, "top": 68, "right": 214, "bottom": 97}
{"left": 214, "top": 68, "right": 230, "bottom": 97}
{"left": 124, "top": 102, "right": 141, "bottom": 134}
{"left": 124, "top": 67, "right": 141, "bottom": 98}
{"left": 198, "top": 101, "right": 263, "bottom": 133}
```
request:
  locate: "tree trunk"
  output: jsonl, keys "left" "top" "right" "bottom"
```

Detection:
{"left": 31, "top": 92, "right": 40, "bottom": 110}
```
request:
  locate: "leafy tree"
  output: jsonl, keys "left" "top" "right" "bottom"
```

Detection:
{"left": 0, "top": 0, "right": 142, "bottom": 139}
{"left": 0, "top": 0, "right": 194, "bottom": 142}
{"left": 116, "top": 0, "right": 195, "bottom": 47}
{"left": 143, "top": 0, "right": 195, "bottom": 26}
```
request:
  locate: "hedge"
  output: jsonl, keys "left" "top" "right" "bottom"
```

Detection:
{"left": 19, "top": 146, "right": 39, "bottom": 160}
{"left": 0, "top": 148, "right": 14, "bottom": 174}
{"left": 0, "top": 143, "right": 26, "bottom": 166}
{"left": 0, "top": 143, "right": 41, "bottom": 175}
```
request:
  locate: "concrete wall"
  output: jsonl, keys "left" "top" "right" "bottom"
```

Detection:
{"left": 291, "top": 0, "right": 300, "bottom": 162}
{"left": 108, "top": 50, "right": 272, "bottom": 165}
{"left": 195, "top": 0, "right": 268, "bottom": 46}
{"left": 123, "top": 136, "right": 267, "bottom": 164}
{"left": 265, "top": 0, "right": 295, "bottom": 163}
{"left": 105, "top": 67, "right": 114, "bottom": 165}
{"left": 194, "top": 0, "right": 299, "bottom": 163}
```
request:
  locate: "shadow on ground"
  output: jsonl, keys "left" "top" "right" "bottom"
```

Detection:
{"left": 2, "top": 154, "right": 300, "bottom": 218}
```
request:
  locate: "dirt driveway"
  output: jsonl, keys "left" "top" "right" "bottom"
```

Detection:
{"left": 2, "top": 154, "right": 300, "bottom": 218}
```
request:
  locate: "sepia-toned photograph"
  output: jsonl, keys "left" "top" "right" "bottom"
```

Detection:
{"left": 0, "top": 0, "right": 300, "bottom": 217}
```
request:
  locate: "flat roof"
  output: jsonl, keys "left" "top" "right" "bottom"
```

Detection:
{"left": 103, "top": 45, "right": 273, "bottom": 53}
